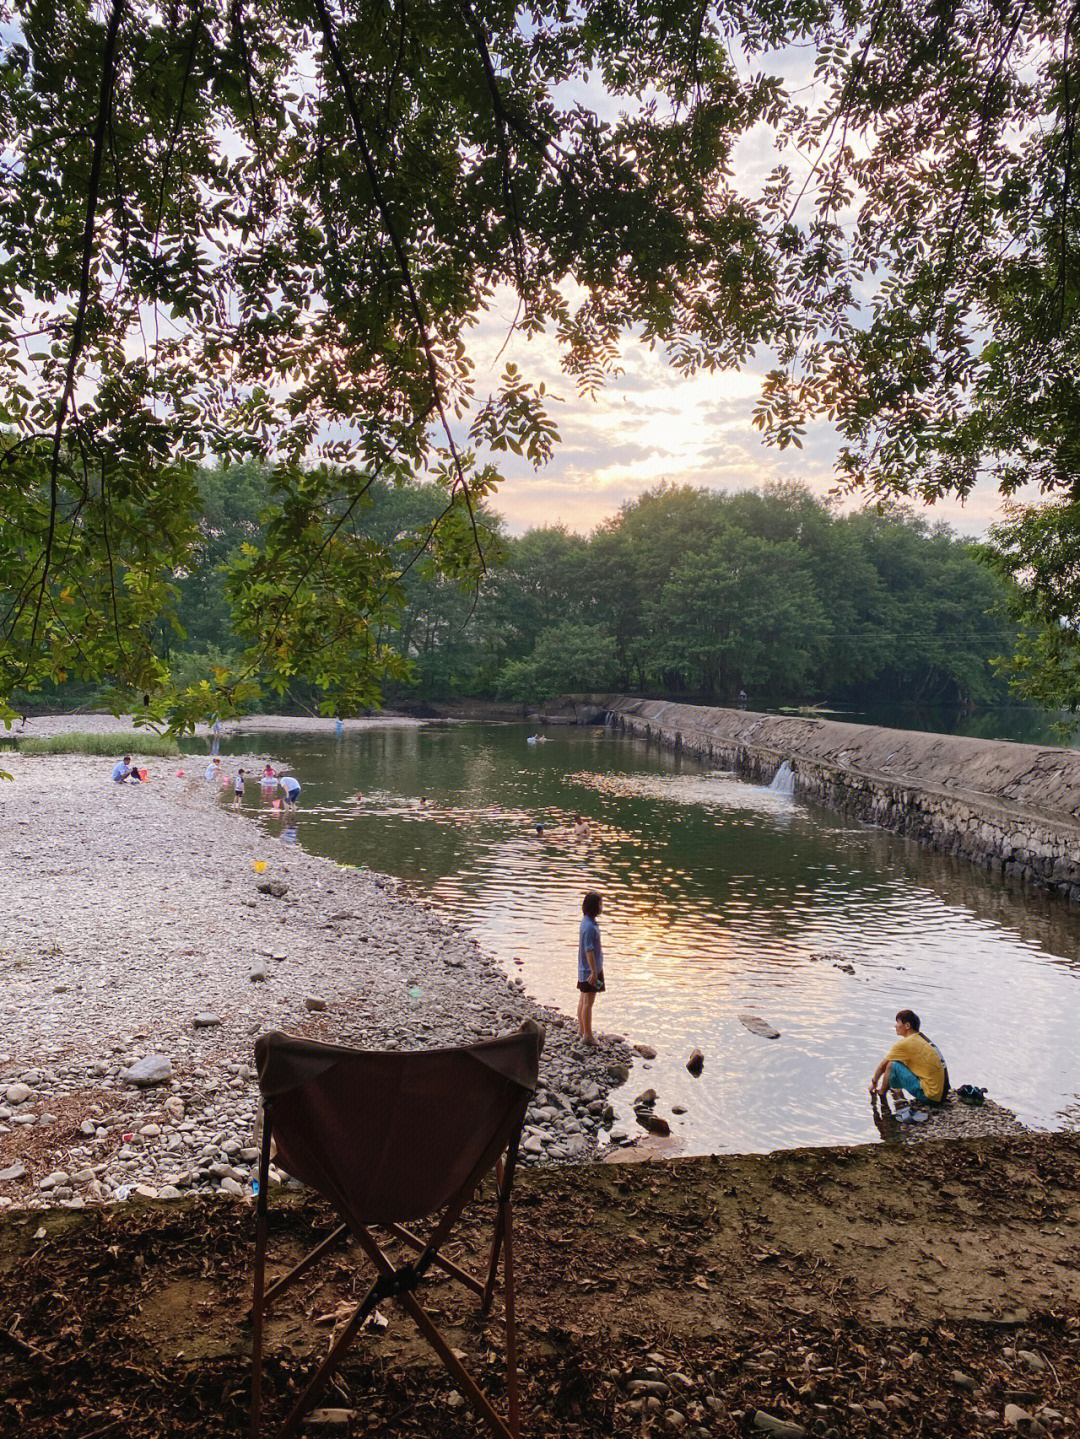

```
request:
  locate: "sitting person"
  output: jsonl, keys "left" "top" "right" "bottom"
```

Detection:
{"left": 112, "top": 754, "right": 136, "bottom": 783}
{"left": 869, "top": 1008, "right": 946, "bottom": 1107}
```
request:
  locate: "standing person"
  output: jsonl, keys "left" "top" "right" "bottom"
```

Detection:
{"left": 210, "top": 717, "right": 221, "bottom": 755}
{"left": 279, "top": 772, "right": 301, "bottom": 813}
{"left": 869, "top": 1009, "right": 946, "bottom": 1107}
{"left": 576, "top": 891, "right": 605, "bottom": 1047}
{"left": 233, "top": 767, "right": 246, "bottom": 809}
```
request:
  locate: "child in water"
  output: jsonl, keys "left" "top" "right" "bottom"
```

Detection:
{"left": 233, "top": 767, "right": 246, "bottom": 808}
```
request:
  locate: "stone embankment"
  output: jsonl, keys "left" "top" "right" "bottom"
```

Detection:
{"left": 586, "top": 697, "right": 1080, "bottom": 902}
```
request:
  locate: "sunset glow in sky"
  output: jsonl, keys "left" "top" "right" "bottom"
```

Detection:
{"left": 468, "top": 292, "right": 1008, "bottom": 542}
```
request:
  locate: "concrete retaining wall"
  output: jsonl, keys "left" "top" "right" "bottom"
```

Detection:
{"left": 585, "top": 696, "right": 1080, "bottom": 902}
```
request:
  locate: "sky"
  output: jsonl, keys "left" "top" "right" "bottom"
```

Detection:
{"left": 466, "top": 293, "right": 1010, "bottom": 542}
{"left": 461, "top": 50, "right": 1012, "bottom": 545}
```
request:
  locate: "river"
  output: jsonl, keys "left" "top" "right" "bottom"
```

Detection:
{"left": 220, "top": 720, "right": 1080, "bottom": 1155}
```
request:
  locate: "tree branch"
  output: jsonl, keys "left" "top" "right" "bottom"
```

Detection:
{"left": 23, "top": 0, "right": 126, "bottom": 672}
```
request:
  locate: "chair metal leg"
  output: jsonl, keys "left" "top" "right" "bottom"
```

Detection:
{"left": 250, "top": 1121, "right": 273, "bottom": 1439}
{"left": 503, "top": 1198, "right": 520, "bottom": 1438}
{"left": 399, "top": 1290, "right": 517, "bottom": 1439}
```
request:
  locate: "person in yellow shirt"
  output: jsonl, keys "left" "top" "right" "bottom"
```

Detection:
{"left": 869, "top": 1009, "right": 946, "bottom": 1106}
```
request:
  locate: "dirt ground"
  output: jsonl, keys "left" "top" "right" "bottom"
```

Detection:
{"left": 2, "top": 1133, "right": 1079, "bottom": 1439}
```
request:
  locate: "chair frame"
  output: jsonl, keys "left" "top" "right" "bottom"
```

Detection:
{"left": 250, "top": 1100, "right": 527, "bottom": 1439}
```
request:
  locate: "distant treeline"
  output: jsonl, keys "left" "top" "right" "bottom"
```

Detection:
{"left": 15, "top": 471, "right": 1024, "bottom": 714}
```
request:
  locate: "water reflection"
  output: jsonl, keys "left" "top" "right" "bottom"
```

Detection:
{"left": 225, "top": 722, "right": 1080, "bottom": 1155}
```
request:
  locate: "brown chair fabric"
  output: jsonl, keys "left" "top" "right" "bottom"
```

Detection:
{"left": 254, "top": 1027, "right": 543, "bottom": 1228}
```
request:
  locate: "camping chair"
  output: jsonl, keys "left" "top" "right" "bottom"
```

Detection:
{"left": 249, "top": 1022, "right": 544, "bottom": 1439}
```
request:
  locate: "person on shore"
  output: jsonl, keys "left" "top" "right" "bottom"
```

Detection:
{"left": 279, "top": 773, "right": 301, "bottom": 812}
{"left": 576, "top": 891, "right": 605, "bottom": 1047}
{"left": 869, "top": 1009, "right": 946, "bottom": 1107}
{"left": 112, "top": 755, "right": 136, "bottom": 783}
{"left": 205, "top": 757, "right": 222, "bottom": 783}
{"left": 233, "top": 767, "right": 246, "bottom": 808}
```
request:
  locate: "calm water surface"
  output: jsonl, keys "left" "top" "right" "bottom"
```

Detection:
{"left": 219, "top": 722, "right": 1080, "bottom": 1155}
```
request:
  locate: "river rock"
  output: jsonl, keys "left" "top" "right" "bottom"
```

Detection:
{"left": 686, "top": 1048, "right": 704, "bottom": 1075}
{"left": 752, "top": 1413, "right": 806, "bottom": 1438}
{"left": 0, "top": 1161, "right": 26, "bottom": 1181}
{"left": 635, "top": 1088, "right": 657, "bottom": 1107}
{"left": 646, "top": 1115, "right": 671, "bottom": 1136}
{"left": 738, "top": 1014, "right": 781, "bottom": 1040}
{"left": 304, "top": 995, "right": 327, "bottom": 1012}
{"left": 122, "top": 1055, "right": 173, "bottom": 1087}
{"left": 633, "top": 1043, "right": 657, "bottom": 1059}
{"left": 5, "top": 1082, "right": 32, "bottom": 1104}
{"left": 250, "top": 962, "right": 268, "bottom": 982}
{"left": 193, "top": 1013, "right": 221, "bottom": 1028}
{"left": 257, "top": 880, "right": 288, "bottom": 897}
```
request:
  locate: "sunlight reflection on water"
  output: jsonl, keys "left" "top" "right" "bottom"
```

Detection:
{"left": 241, "top": 722, "right": 1080, "bottom": 1155}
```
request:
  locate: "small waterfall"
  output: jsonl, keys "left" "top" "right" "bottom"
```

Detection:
{"left": 769, "top": 760, "right": 796, "bottom": 795}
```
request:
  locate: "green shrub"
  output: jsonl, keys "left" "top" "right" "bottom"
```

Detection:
{"left": 18, "top": 731, "right": 181, "bottom": 757}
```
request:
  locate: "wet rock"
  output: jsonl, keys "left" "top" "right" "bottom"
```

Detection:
{"left": 686, "top": 1048, "right": 704, "bottom": 1076}
{"left": 607, "top": 1063, "right": 630, "bottom": 1084}
{"left": 738, "top": 1015, "right": 781, "bottom": 1040}
{"left": 122, "top": 1055, "right": 173, "bottom": 1087}
{"left": 634, "top": 1089, "right": 657, "bottom": 1108}
{"left": 646, "top": 1115, "right": 671, "bottom": 1136}
{"left": 633, "top": 1043, "right": 657, "bottom": 1059}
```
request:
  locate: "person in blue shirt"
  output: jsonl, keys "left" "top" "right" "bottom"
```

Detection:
{"left": 576, "top": 891, "right": 605, "bottom": 1046}
{"left": 112, "top": 755, "right": 135, "bottom": 783}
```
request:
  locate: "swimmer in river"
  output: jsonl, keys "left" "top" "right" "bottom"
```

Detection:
{"left": 572, "top": 813, "right": 590, "bottom": 839}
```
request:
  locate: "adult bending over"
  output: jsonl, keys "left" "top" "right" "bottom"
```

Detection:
{"left": 869, "top": 1009, "right": 946, "bottom": 1106}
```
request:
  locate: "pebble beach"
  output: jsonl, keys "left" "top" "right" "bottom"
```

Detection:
{"left": 0, "top": 725, "right": 633, "bottom": 1211}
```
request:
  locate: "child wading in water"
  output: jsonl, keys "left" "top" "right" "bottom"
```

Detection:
{"left": 233, "top": 767, "right": 246, "bottom": 809}
{"left": 576, "top": 891, "right": 605, "bottom": 1046}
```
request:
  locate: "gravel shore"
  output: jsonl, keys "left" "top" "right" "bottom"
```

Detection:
{"left": 0, "top": 742, "right": 631, "bottom": 1211}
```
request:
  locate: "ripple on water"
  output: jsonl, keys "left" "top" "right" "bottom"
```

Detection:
{"left": 248, "top": 722, "right": 1080, "bottom": 1154}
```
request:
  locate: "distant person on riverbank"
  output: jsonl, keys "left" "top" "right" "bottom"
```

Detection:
{"left": 738, "top": 689, "right": 747, "bottom": 710}
{"left": 210, "top": 717, "right": 221, "bottom": 755}
{"left": 869, "top": 1009, "right": 946, "bottom": 1107}
{"left": 279, "top": 773, "right": 301, "bottom": 812}
{"left": 205, "top": 758, "right": 222, "bottom": 783}
{"left": 112, "top": 755, "right": 137, "bottom": 783}
{"left": 233, "top": 767, "right": 246, "bottom": 808}
{"left": 577, "top": 891, "right": 605, "bottom": 1047}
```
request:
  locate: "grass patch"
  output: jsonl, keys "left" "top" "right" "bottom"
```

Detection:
{"left": 17, "top": 731, "right": 181, "bottom": 757}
